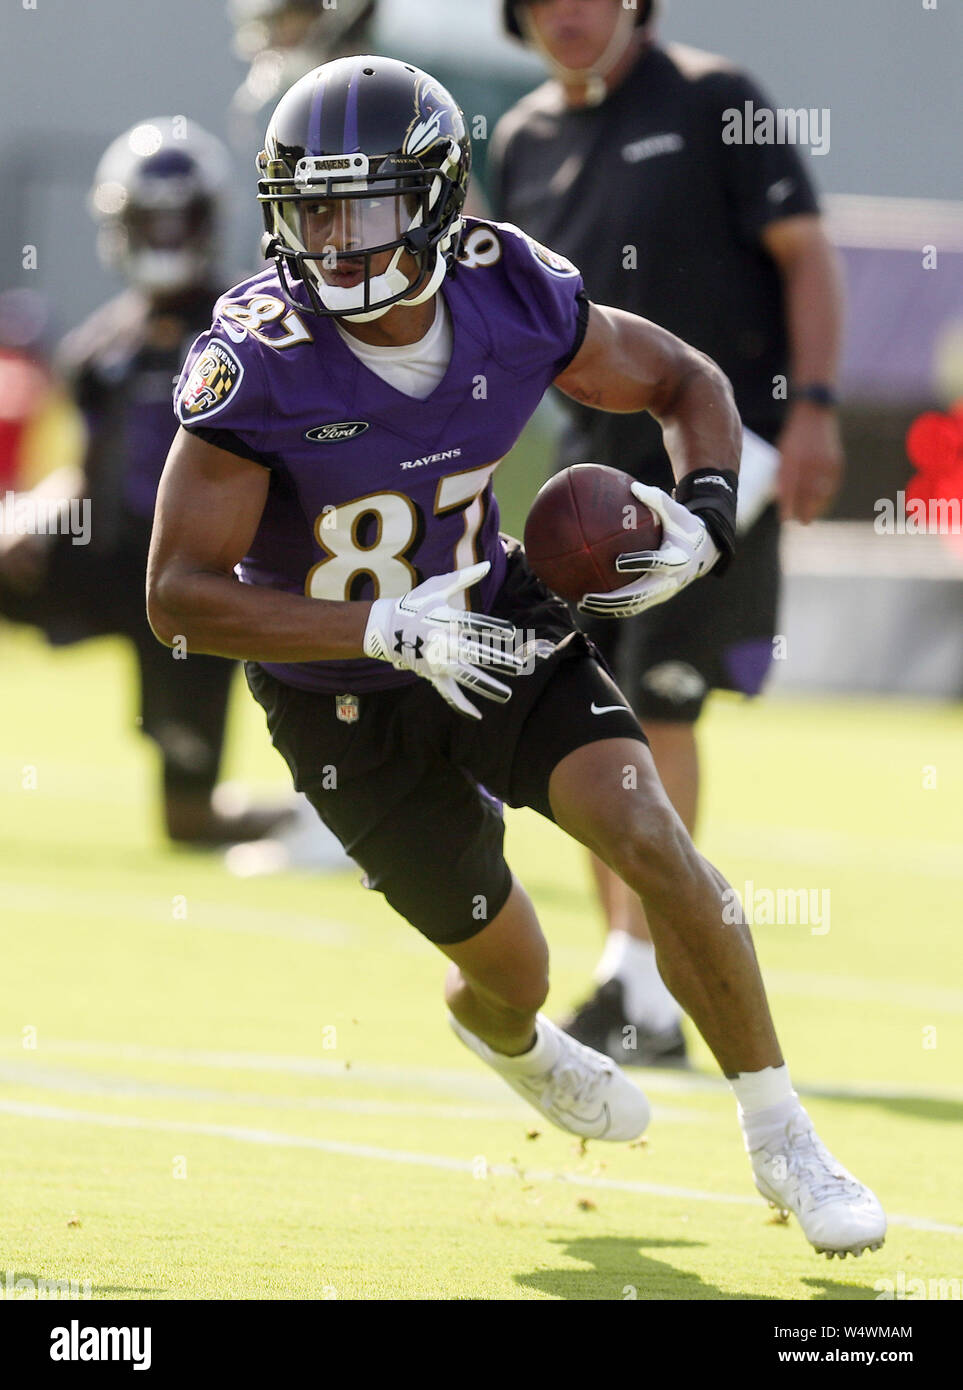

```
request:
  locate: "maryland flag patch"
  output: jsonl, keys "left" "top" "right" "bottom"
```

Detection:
{"left": 177, "top": 340, "right": 243, "bottom": 423}
{"left": 523, "top": 233, "right": 580, "bottom": 279}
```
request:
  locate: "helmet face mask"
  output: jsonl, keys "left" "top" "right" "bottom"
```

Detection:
{"left": 257, "top": 57, "right": 471, "bottom": 322}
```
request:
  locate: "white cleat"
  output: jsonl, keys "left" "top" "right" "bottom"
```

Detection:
{"left": 448, "top": 1012, "right": 650, "bottom": 1141}
{"left": 749, "top": 1110, "right": 887, "bottom": 1258}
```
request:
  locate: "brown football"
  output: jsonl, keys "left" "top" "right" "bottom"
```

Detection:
{"left": 523, "top": 464, "right": 663, "bottom": 603}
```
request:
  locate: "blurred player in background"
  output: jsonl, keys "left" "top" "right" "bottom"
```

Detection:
{"left": 0, "top": 118, "right": 294, "bottom": 847}
{"left": 229, "top": 0, "right": 378, "bottom": 126}
{"left": 228, "top": 0, "right": 379, "bottom": 217}
{"left": 492, "top": 0, "right": 845, "bottom": 1066}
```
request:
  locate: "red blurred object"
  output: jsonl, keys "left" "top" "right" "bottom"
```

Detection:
{"left": 906, "top": 402, "right": 963, "bottom": 556}
{"left": 0, "top": 349, "right": 51, "bottom": 489}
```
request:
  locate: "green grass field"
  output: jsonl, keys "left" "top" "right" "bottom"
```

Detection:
{"left": 1, "top": 625, "right": 961, "bottom": 1301}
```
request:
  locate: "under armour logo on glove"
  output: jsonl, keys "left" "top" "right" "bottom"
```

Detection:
{"left": 393, "top": 632, "right": 425, "bottom": 664}
{"left": 364, "top": 562, "right": 529, "bottom": 718}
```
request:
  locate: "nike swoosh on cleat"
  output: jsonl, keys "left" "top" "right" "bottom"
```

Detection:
{"left": 590, "top": 702, "right": 628, "bottom": 715}
{"left": 545, "top": 1097, "right": 612, "bottom": 1138}
{"left": 514, "top": 1076, "right": 612, "bottom": 1137}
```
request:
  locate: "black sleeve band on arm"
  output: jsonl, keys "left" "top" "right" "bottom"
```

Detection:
{"left": 674, "top": 467, "right": 739, "bottom": 575}
{"left": 186, "top": 425, "right": 273, "bottom": 468}
{"left": 556, "top": 290, "right": 591, "bottom": 373}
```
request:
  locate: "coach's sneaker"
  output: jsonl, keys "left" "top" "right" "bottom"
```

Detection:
{"left": 224, "top": 793, "right": 354, "bottom": 876}
{"left": 748, "top": 1108, "right": 886, "bottom": 1258}
{"left": 560, "top": 979, "right": 689, "bottom": 1068}
{"left": 448, "top": 1012, "right": 650, "bottom": 1141}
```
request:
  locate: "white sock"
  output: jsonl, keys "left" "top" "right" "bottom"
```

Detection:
{"left": 729, "top": 1065, "right": 803, "bottom": 1149}
{"left": 486, "top": 1015, "right": 560, "bottom": 1074}
{"left": 595, "top": 930, "right": 681, "bottom": 1032}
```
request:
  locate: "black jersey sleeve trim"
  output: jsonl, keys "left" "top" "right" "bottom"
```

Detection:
{"left": 183, "top": 424, "right": 274, "bottom": 469}
{"left": 556, "top": 290, "right": 591, "bottom": 373}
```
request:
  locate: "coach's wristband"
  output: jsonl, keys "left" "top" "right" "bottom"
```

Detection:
{"left": 674, "top": 468, "right": 739, "bottom": 575}
{"left": 790, "top": 383, "right": 838, "bottom": 409}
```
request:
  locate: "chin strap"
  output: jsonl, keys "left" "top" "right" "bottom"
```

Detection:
{"left": 521, "top": 6, "right": 640, "bottom": 107}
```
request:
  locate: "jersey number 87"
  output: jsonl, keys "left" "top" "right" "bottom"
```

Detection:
{"left": 305, "top": 460, "right": 501, "bottom": 605}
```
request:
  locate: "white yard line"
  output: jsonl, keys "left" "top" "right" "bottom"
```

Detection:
{"left": 0, "top": 1097, "right": 958, "bottom": 1237}
{"left": 705, "top": 825, "right": 963, "bottom": 881}
{"left": 0, "top": 1060, "right": 705, "bottom": 1126}
{"left": 2, "top": 1036, "right": 962, "bottom": 1105}
{"left": 0, "top": 880, "right": 393, "bottom": 952}
{"left": 0, "top": 1060, "right": 516, "bottom": 1121}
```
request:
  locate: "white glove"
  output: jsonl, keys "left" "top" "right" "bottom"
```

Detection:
{"left": 578, "top": 481, "right": 721, "bottom": 618}
{"left": 363, "top": 561, "right": 526, "bottom": 719}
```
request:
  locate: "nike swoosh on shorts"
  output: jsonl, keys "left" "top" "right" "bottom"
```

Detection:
{"left": 590, "top": 702, "right": 628, "bottom": 715}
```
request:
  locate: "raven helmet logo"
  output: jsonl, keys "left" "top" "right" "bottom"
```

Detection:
{"left": 177, "top": 340, "right": 242, "bottom": 422}
{"left": 404, "top": 76, "right": 463, "bottom": 158}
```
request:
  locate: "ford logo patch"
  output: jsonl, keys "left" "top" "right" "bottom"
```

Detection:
{"left": 305, "top": 421, "right": 370, "bottom": 443}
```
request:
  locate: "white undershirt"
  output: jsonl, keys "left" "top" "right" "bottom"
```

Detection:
{"left": 334, "top": 297, "right": 453, "bottom": 400}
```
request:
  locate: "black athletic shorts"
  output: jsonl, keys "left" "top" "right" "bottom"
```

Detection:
{"left": 245, "top": 537, "right": 647, "bottom": 947}
{"left": 0, "top": 522, "right": 234, "bottom": 795}
{"left": 580, "top": 504, "right": 781, "bottom": 724}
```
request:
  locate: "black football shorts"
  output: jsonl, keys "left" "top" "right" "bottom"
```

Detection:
{"left": 245, "top": 537, "right": 646, "bottom": 946}
{"left": 580, "top": 504, "right": 781, "bottom": 724}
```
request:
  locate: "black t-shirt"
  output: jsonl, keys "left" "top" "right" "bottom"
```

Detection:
{"left": 491, "top": 42, "right": 819, "bottom": 486}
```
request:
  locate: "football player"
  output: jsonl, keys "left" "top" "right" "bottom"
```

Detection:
{"left": 147, "top": 57, "right": 884, "bottom": 1258}
{"left": 0, "top": 118, "right": 292, "bottom": 846}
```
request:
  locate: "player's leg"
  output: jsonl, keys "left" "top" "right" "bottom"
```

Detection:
{"left": 550, "top": 733, "right": 780, "bottom": 1076}
{"left": 567, "top": 508, "right": 781, "bottom": 1063}
{"left": 590, "top": 718, "right": 698, "bottom": 957}
{"left": 546, "top": 730, "right": 885, "bottom": 1255}
{"left": 491, "top": 616, "right": 883, "bottom": 1256}
{"left": 577, "top": 717, "right": 697, "bottom": 1062}
{"left": 441, "top": 875, "right": 548, "bottom": 1056}
{"left": 244, "top": 659, "right": 649, "bottom": 1142}
{"left": 440, "top": 873, "right": 649, "bottom": 1141}
{"left": 135, "top": 629, "right": 292, "bottom": 845}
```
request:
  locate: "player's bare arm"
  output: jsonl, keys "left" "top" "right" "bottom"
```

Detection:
{"left": 553, "top": 302, "right": 742, "bottom": 615}
{"left": 147, "top": 427, "right": 370, "bottom": 662}
{"left": 553, "top": 300, "right": 743, "bottom": 483}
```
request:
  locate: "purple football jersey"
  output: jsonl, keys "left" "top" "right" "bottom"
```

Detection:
{"left": 174, "top": 219, "right": 585, "bottom": 692}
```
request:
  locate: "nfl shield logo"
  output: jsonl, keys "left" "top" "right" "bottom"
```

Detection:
{"left": 335, "top": 694, "right": 360, "bottom": 724}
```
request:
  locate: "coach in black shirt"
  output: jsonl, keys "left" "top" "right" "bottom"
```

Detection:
{"left": 492, "top": 0, "right": 844, "bottom": 1064}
